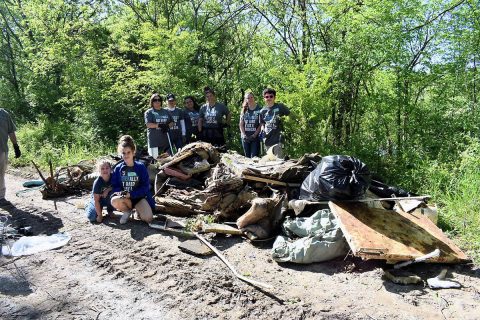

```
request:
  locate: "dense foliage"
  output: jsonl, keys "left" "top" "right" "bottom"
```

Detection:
{"left": 1, "top": 0, "right": 479, "bottom": 259}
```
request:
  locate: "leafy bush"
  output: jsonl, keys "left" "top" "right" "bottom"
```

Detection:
{"left": 9, "top": 118, "right": 113, "bottom": 169}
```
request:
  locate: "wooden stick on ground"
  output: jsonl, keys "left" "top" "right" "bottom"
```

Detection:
{"left": 48, "top": 160, "right": 55, "bottom": 189}
{"left": 194, "top": 233, "right": 273, "bottom": 290}
{"left": 31, "top": 160, "right": 49, "bottom": 186}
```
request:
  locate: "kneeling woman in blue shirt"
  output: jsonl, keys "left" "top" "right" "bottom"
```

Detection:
{"left": 111, "top": 135, "right": 155, "bottom": 224}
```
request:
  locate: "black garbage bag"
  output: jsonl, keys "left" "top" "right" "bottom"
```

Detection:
{"left": 299, "top": 155, "right": 371, "bottom": 201}
{"left": 369, "top": 179, "right": 416, "bottom": 198}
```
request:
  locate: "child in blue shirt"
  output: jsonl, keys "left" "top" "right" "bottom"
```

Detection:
{"left": 85, "top": 159, "right": 114, "bottom": 223}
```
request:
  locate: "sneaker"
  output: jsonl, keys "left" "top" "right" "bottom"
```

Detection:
{"left": 119, "top": 211, "right": 132, "bottom": 224}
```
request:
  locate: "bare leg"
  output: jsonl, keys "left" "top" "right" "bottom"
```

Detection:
{"left": 111, "top": 196, "right": 132, "bottom": 212}
{"left": 111, "top": 196, "right": 133, "bottom": 224}
{"left": 135, "top": 199, "right": 153, "bottom": 223}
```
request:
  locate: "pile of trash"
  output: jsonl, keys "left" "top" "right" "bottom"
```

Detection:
{"left": 31, "top": 159, "right": 96, "bottom": 199}
{"left": 32, "top": 142, "right": 468, "bottom": 268}
{"left": 151, "top": 145, "right": 467, "bottom": 265}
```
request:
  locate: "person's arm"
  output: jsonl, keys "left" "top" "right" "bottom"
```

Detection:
{"left": 198, "top": 106, "right": 204, "bottom": 132}
{"left": 180, "top": 119, "right": 186, "bottom": 136}
{"left": 281, "top": 104, "right": 291, "bottom": 116}
{"left": 102, "top": 186, "right": 112, "bottom": 198}
{"left": 254, "top": 124, "right": 262, "bottom": 137}
{"left": 145, "top": 110, "right": 158, "bottom": 129}
{"left": 239, "top": 116, "right": 246, "bottom": 137}
{"left": 9, "top": 132, "right": 20, "bottom": 158}
{"left": 129, "top": 163, "right": 150, "bottom": 199}
{"left": 167, "top": 114, "right": 175, "bottom": 129}
{"left": 8, "top": 132, "right": 17, "bottom": 145}
{"left": 93, "top": 194, "right": 103, "bottom": 217}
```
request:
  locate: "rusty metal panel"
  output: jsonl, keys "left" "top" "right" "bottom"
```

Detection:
{"left": 329, "top": 202, "right": 469, "bottom": 263}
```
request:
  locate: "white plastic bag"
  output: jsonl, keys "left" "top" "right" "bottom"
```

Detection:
{"left": 8, "top": 233, "right": 71, "bottom": 256}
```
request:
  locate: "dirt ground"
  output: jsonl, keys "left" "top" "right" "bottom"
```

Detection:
{"left": 1, "top": 169, "right": 480, "bottom": 320}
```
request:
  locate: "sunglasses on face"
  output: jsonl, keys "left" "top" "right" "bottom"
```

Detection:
{"left": 152, "top": 98, "right": 161, "bottom": 102}
{"left": 264, "top": 95, "right": 274, "bottom": 99}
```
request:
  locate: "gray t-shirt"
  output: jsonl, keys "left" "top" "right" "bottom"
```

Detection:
{"left": 167, "top": 108, "right": 185, "bottom": 139}
{"left": 260, "top": 103, "right": 290, "bottom": 147}
{"left": 144, "top": 108, "right": 173, "bottom": 149}
{"left": 199, "top": 103, "right": 230, "bottom": 129}
{"left": 240, "top": 105, "right": 261, "bottom": 135}
{"left": 0, "top": 108, "right": 16, "bottom": 153}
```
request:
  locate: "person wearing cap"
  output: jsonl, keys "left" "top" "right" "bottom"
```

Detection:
{"left": 259, "top": 88, "right": 290, "bottom": 158}
{"left": 0, "top": 108, "right": 21, "bottom": 207}
{"left": 165, "top": 93, "right": 187, "bottom": 152}
{"left": 144, "top": 93, "right": 173, "bottom": 158}
{"left": 198, "top": 87, "right": 231, "bottom": 147}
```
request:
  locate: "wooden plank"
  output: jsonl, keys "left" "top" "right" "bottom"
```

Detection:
{"left": 159, "top": 150, "right": 194, "bottom": 169}
{"left": 242, "top": 175, "right": 301, "bottom": 187}
{"left": 329, "top": 202, "right": 469, "bottom": 263}
{"left": 202, "top": 223, "right": 243, "bottom": 235}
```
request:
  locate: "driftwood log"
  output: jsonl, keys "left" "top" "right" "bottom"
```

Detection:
{"left": 237, "top": 192, "right": 286, "bottom": 240}
{"left": 221, "top": 152, "right": 321, "bottom": 183}
{"left": 33, "top": 160, "right": 96, "bottom": 199}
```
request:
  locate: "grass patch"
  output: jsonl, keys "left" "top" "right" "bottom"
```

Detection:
{"left": 422, "top": 142, "right": 480, "bottom": 264}
{"left": 8, "top": 119, "right": 115, "bottom": 170}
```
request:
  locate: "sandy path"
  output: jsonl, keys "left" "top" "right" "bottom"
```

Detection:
{"left": 1, "top": 169, "right": 479, "bottom": 320}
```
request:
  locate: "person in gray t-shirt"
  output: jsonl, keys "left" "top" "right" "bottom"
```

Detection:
{"left": 198, "top": 87, "right": 231, "bottom": 147}
{"left": 0, "top": 108, "right": 21, "bottom": 206}
{"left": 183, "top": 96, "right": 200, "bottom": 143}
{"left": 144, "top": 94, "right": 173, "bottom": 158}
{"left": 165, "top": 93, "right": 186, "bottom": 152}
{"left": 259, "top": 88, "right": 290, "bottom": 157}
{"left": 239, "top": 92, "right": 262, "bottom": 158}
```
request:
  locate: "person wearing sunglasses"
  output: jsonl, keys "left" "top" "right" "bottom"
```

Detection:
{"left": 259, "top": 88, "right": 290, "bottom": 157}
{"left": 144, "top": 93, "right": 173, "bottom": 158}
{"left": 198, "top": 87, "right": 231, "bottom": 147}
{"left": 183, "top": 96, "right": 200, "bottom": 143}
{"left": 239, "top": 92, "right": 262, "bottom": 158}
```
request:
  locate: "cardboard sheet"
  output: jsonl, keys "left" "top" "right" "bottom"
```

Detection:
{"left": 329, "top": 202, "right": 469, "bottom": 263}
